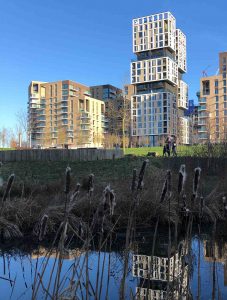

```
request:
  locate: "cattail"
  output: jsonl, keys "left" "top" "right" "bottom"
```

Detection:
{"left": 103, "top": 185, "right": 116, "bottom": 216}
{"left": 137, "top": 159, "right": 149, "bottom": 190}
{"left": 87, "top": 174, "right": 94, "bottom": 196}
{"left": 178, "top": 165, "right": 186, "bottom": 195}
{"left": 131, "top": 169, "right": 137, "bottom": 192}
{"left": 38, "top": 214, "right": 48, "bottom": 241}
{"left": 64, "top": 167, "right": 71, "bottom": 194}
{"left": 70, "top": 183, "right": 81, "bottom": 203}
{"left": 2, "top": 174, "right": 15, "bottom": 202}
{"left": 193, "top": 167, "right": 201, "bottom": 198}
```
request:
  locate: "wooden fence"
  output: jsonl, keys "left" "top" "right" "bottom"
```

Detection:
{"left": 0, "top": 149, "right": 124, "bottom": 162}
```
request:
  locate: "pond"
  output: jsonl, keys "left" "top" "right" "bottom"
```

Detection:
{"left": 0, "top": 224, "right": 226, "bottom": 300}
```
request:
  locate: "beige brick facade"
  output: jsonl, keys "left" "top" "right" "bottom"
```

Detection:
{"left": 28, "top": 80, "right": 106, "bottom": 148}
{"left": 198, "top": 52, "right": 227, "bottom": 143}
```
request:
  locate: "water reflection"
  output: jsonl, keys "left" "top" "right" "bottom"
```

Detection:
{"left": 2, "top": 231, "right": 227, "bottom": 299}
{"left": 132, "top": 234, "right": 191, "bottom": 299}
{"left": 31, "top": 247, "right": 83, "bottom": 260}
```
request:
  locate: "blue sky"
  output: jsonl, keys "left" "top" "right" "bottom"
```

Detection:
{"left": 0, "top": 0, "right": 227, "bottom": 128}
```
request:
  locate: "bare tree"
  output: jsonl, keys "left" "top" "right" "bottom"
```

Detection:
{"left": 105, "top": 92, "right": 131, "bottom": 148}
{"left": 0, "top": 127, "right": 10, "bottom": 148}
{"left": 15, "top": 109, "right": 30, "bottom": 147}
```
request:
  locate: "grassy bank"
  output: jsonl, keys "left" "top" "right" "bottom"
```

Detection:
{"left": 125, "top": 145, "right": 202, "bottom": 157}
{"left": 125, "top": 144, "right": 227, "bottom": 157}
{"left": 0, "top": 157, "right": 155, "bottom": 185}
{"left": 1, "top": 156, "right": 225, "bottom": 192}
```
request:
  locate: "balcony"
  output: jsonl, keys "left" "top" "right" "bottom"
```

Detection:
{"left": 198, "top": 106, "right": 206, "bottom": 111}
{"left": 37, "top": 110, "right": 46, "bottom": 116}
{"left": 60, "top": 109, "right": 68, "bottom": 114}
{"left": 61, "top": 114, "right": 68, "bottom": 120}
{"left": 80, "top": 120, "right": 90, "bottom": 125}
{"left": 30, "top": 93, "right": 39, "bottom": 99}
{"left": 198, "top": 128, "right": 208, "bottom": 133}
{"left": 81, "top": 125, "right": 90, "bottom": 130}
{"left": 199, "top": 97, "right": 206, "bottom": 103}
{"left": 80, "top": 113, "right": 90, "bottom": 119}
{"left": 36, "top": 123, "right": 46, "bottom": 128}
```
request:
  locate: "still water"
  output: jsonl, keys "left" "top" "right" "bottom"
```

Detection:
{"left": 0, "top": 230, "right": 226, "bottom": 300}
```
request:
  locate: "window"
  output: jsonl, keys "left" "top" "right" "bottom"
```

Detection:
{"left": 62, "top": 84, "right": 68, "bottom": 89}
{"left": 215, "top": 80, "right": 218, "bottom": 87}
{"left": 215, "top": 88, "right": 218, "bottom": 95}
{"left": 202, "top": 81, "right": 210, "bottom": 95}
{"left": 62, "top": 90, "right": 68, "bottom": 95}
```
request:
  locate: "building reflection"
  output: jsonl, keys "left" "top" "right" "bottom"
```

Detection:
{"left": 132, "top": 236, "right": 191, "bottom": 299}
{"left": 31, "top": 247, "right": 83, "bottom": 260}
{"left": 204, "top": 239, "right": 227, "bottom": 286}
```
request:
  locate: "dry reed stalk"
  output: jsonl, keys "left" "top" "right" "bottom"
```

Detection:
{"left": 64, "top": 166, "right": 71, "bottom": 195}
{"left": 87, "top": 174, "right": 94, "bottom": 198}
{"left": 131, "top": 169, "right": 137, "bottom": 192}
{"left": 137, "top": 159, "right": 149, "bottom": 191}
{"left": 2, "top": 174, "right": 15, "bottom": 204}
{"left": 178, "top": 165, "right": 186, "bottom": 196}
{"left": 69, "top": 183, "right": 81, "bottom": 204}
{"left": 193, "top": 167, "right": 201, "bottom": 200}
{"left": 103, "top": 185, "right": 116, "bottom": 216}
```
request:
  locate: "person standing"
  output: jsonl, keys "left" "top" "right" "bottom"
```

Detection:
{"left": 163, "top": 145, "right": 167, "bottom": 156}
{"left": 166, "top": 143, "right": 170, "bottom": 157}
{"left": 172, "top": 142, "right": 177, "bottom": 156}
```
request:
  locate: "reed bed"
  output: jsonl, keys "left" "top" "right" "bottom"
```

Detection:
{"left": 0, "top": 160, "right": 226, "bottom": 240}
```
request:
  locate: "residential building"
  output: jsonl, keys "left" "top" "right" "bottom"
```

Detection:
{"left": 185, "top": 100, "right": 199, "bottom": 144}
{"left": 90, "top": 84, "right": 122, "bottom": 101}
{"left": 198, "top": 52, "right": 227, "bottom": 143}
{"left": 90, "top": 84, "right": 132, "bottom": 146}
{"left": 28, "top": 80, "right": 106, "bottom": 148}
{"left": 131, "top": 12, "right": 188, "bottom": 146}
